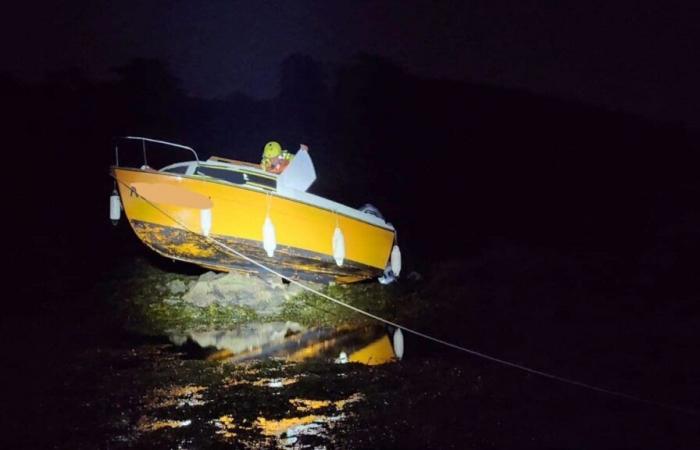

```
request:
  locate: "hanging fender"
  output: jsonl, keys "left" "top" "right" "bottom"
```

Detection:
{"left": 393, "top": 328, "right": 405, "bottom": 360}
{"left": 332, "top": 226, "right": 345, "bottom": 266}
{"left": 263, "top": 215, "right": 276, "bottom": 257}
{"left": 390, "top": 245, "right": 402, "bottom": 277}
{"left": 200, "top": 208, "right": 212, "bottom": 237}
{"left": 109, "top": 189, "right": 121, "bottom": 225}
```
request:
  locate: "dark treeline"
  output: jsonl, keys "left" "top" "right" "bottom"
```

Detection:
{"left": 5, "top": 53, "right": 700, "bottom": 291}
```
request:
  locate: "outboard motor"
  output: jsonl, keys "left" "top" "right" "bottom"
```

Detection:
{"left": 359, "top": 203, "right": 384, "bottom": 220}
{"left": 379, "top": 239, "right": 402, "bottom": 285}
{"left": 359, "top": 205, "right": 401, "bottom": 285}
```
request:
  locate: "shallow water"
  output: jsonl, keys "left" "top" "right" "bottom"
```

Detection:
{"left": 169, "top": 322, "right": 398, "bottom": 365}
{"left": 5, "top": 309, "right": 698, "bottom": 449}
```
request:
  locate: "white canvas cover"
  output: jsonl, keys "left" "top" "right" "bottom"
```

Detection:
{"left": 277, "top": 147, "right": 316, "bottom": 192}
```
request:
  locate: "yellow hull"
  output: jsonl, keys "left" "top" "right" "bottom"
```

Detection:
{"left": 112, "top": 167, "right": 395, "bottom": 283}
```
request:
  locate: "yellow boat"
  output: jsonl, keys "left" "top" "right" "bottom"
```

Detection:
{"left": 110, "top": 137, "right": 401, "bottom": 284}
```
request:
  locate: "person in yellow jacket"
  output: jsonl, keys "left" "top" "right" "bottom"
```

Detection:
{"left": 261, "top": 141, "right": 293, "bottom": 173}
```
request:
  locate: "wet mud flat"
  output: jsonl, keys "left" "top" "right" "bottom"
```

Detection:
{"left": 4, "top": 331, "right": 698, "bottom": 450}
{"left": 5, "top": 248, "right": 700, "bottom": 449}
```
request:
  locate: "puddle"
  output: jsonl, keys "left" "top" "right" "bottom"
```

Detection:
{"left": 145, "top": 385, "right": 208, "bottom": 409}
{"left": 168, "top": 322, "right": 398, "bottom": 365}
{"left": 253, "top": 376, "right": 300, "bottom": 388}
{"left": 200, "top": 391, "right": 365, "bottom": 448}
{"left": 136, "top": 417, "right": 192, "bottom": 432}
{"left": 109, "top": 324, "right": 398, "bottom": 446}
{"left": 255, "top": 392, "right": 364, "bottom": 448}
{"left": 211, "top": 415, "right": 237, "bottom": 439}
{"left": 290, "top": 393, "right": 364, "bottom": 412}
{"left": 257, "top": 414, "right": 343, "bottom": 448}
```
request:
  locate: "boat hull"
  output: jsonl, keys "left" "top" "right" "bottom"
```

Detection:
{"left": 113, "top": 167, "right": 395, "bottom": 283}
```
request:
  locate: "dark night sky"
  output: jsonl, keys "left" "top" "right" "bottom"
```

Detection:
{"left": 2, "top": 1, "right": 698, "bottom": 127}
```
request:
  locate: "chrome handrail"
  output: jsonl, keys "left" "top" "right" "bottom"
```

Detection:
{"left": 114, "top": 136, "right": 200, "bottom": 168}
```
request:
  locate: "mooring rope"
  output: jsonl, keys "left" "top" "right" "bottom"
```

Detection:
{"left": 113, "top": 176, "right": 697, "bottom": 415}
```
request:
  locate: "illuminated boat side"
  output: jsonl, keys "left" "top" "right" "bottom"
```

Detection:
{"left": 110, "top": 138, "right": 397, "bottom": 283}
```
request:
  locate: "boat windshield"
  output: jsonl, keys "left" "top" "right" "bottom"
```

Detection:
{"left": 195, "top": 164, "right": 277, "bottom": 190}
{"left": 195, "top": 166, "right": 246, "bottom": 184}
{"left": 161, "top": 165, "right": 189, "bottom": 174}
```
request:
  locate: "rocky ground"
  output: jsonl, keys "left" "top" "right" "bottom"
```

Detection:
{"left": 103, "top": 257, "right": 411, "bottom": 337}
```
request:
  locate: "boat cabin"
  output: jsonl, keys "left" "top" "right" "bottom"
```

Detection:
{"left": 114, "top": 136, "right": 391, "bottom": 230}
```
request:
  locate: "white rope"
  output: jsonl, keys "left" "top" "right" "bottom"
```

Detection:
{"left": 114, "top": 176, "right": 697, "bottom": 415}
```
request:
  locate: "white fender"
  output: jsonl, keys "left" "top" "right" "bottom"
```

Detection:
{"left": 393, "top": 328, "right": 404, "bottom": 360}
{"left": 332, "top": 226, "right": 345, "bottom": 266}
{"left": 109, "top": 191, "right": 121, "bottom": 224}
{"left": 200, "top": 208, "right": 212, "bottom": 236}
{"left": 263, "top": 215, "right": 276, "bottom": 257}
{"left": 390, "top": 245, "right": 402, "bottom": 277}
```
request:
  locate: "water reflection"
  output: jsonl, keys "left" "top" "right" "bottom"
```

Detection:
{"left": 347, "top": 334, "right": 395, "bottom": 365}
{"left": 211, "top": 415, "right": 236, "bottom": 439}
{"left": 125, "top": 337, "right": 375, "bottom": 448}
{"left": 136, "top": 417, "right": 192, "bottom": 433}
{"left": 145, "top": 385, "right": 207, "bottom": 409}
{"left": 254, "top": 392, "right": 364, "bottom": 448}
{"left": 168, "top": 322, "right": 398, "bottom": 365}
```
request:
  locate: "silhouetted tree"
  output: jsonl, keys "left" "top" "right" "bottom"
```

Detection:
{"left": 111, "top": 58, "right": 186, "bottom": 137}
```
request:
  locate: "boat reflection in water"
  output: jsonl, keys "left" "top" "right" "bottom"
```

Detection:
{"left": 168, "top": 322, "right": 397, "bottom": 365}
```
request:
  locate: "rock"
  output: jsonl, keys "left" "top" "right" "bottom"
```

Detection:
{"left": 166, "top": 279, "right": 188, "bottom": 294}
{"left": 260, "top": 274, "right": 286, "bottom": 290}
{"left": 198, "top": 271, "right": 221, "bottom": 282}
{"left": 181, "top": 271, "right": 304, "bottom": 314}
{"left": 169, "top": 333, "right": 188, "bottom": 346}
{"left": 284, "top": 283, "right": 307, "bottom": 300}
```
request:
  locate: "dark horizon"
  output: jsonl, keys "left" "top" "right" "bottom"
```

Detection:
{"left": 2, "top": 1, "right": 699, "bottom": 128}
